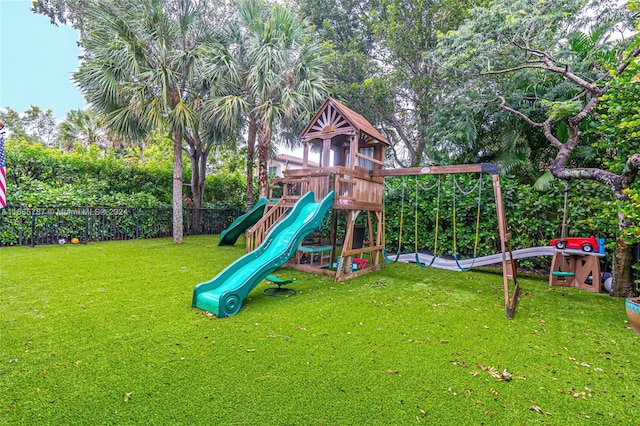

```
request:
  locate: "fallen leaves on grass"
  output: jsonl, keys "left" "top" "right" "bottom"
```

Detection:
{"left": 570, "top": 387, "right": 594, "bottom": 399}
{"left": 123, "top": 392, "right": 133, "bottom": 402}
{"left": 416, "top": 408, "right": 427, "bottom": 422}
{"left": 528, "top": 405, "right": 552, "bottom": 415}
{"left": 478, "top": 365, "right": 511, "bottom": 381}
{"left": 267, "top": 333, "right": 291, "bottom": 340}
{"left": 387, "top": 369, "right": 399, "bottom": 374}
{"left": 568, "top": 357, "right": 596, "bottom": 369}
{"left": 529, "top": 405, "right": 543, "bottom": 414}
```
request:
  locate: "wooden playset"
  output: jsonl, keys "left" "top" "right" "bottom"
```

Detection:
{"left": 244, "top": 97, "right": 520, "bottom": 318}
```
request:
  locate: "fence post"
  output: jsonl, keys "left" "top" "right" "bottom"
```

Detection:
{"left": 30, "top": 213, "right": 36, "bottom": 247}
{"left": 84, "top": 212, "right": 89, "bottom": 244}
{"left": 18, "top": 214, "right": 23, "bottom": 246}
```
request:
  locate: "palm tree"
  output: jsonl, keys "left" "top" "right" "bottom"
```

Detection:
{"left": 57, "top": 108, "right": 106, "bottom": 152}
{"left": 74, "top": 0, "right": 231, "bottom": 242}
{"left": 205, "top": 0, "right": 331, "bottom": 201}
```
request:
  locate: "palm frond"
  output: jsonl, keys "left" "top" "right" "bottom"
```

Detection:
{"left": 533, "top": 171, "right": 557, "bottom": 192}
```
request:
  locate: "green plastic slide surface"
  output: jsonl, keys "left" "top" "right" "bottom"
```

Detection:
{"left": 193, "top": 191, "right": 335, "bottom": 318}
{"left": 218, "top": 197, "right": 269, "bottom": 246}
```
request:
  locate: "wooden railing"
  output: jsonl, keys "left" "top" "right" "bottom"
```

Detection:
{"left": 282, "top": 167, "right": 384, "bottom": 210}
{"left": 245, "top": 199, "right": 294, "bottom": 252}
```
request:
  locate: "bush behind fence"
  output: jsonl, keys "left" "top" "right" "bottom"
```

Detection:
{"left": 0, "top": 205, "right": 245, "bottom": 246}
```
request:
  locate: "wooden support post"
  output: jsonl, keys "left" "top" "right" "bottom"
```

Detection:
{"left": 330, "top": 210, "right": 338, "bottom": 268}
{"left": 349, "top": 133, "right": 359, "bottom": 169}
{"left": 492, "top": 173, "right": 519, "bottom": 319}
{"left": 375, "top": 211, "right": 383, "bottom": 266}
{"left": 322, "top": 138, "right": 331, "bottom": 167}
{"left": 302, "top": 141, "right": 309, "bottom": 168}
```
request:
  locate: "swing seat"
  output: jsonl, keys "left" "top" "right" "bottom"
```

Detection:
{"left": 262, "top": 275, "right": 297, "bottom": 297}
{"left": 551, "top": 271, "right": 576, "bottom": 277}
{"left": 383, "top": 248, "right": 404, "bottom": 264}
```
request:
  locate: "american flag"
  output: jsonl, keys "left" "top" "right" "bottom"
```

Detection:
{"left": 0, "top": 122, "right": 5, "bottom": 208}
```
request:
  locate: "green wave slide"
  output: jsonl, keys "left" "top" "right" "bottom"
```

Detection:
{"left": 218, "top": 197, "right": 269, "bottom": 246}
{"left": 193, "top": 191, "right": 335, "bottom": 318}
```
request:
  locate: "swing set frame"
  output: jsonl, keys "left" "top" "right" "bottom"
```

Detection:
{"left": 373, "top": 163, "right": 520, "bottom": 319}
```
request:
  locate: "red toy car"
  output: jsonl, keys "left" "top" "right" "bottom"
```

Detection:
{"left": 549, "top": 235, "right": 599, "bottom": 252}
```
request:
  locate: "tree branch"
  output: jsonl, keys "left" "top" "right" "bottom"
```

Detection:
{"left": 543, "top": 60, "right": 603, "bottom": 94}
{"left": 481, "top": 64, "right": 551, "bottom": 76}
{"left": 484, "top": 44, "right": 604, "bottom": 95}
{"left": 495, "top": 96, "right": 542, "bottom": 127}
{"left": 550, "top": 154, "right": 640, "bottom": 200}
{"left": 541, "top": 118, "right": 564, "bottom": 150}
{"left": 617, "top": 46, "right": 640, "bottom": 75}
{"left": 373, "top": 104, "right": 417, "bottom": 160}
{"left": 569, "top": 93, "right": 601, "bottom": 128}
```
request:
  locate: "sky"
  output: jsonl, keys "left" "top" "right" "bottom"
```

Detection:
{"left": 0, "top": 0, "right": 85, "bottom": 119}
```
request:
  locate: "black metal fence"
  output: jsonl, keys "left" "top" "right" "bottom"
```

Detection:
{"left": 0, "top": 205, "right": 244, "bottom": 246}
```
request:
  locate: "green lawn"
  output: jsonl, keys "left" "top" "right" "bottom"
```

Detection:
{"left": 1, "top": 236, "right": 639, "bottom": 425}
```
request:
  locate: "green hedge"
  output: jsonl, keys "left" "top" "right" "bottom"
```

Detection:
{"left": 4, "top": 138, "right": 247, "bottom": 209}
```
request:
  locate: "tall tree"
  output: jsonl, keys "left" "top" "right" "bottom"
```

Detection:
{"left": 298, "top": 0, "right": 377, "bottom": 55}
{"left": 0, "top": 106, "right": 58, "bottom": 146}
{"left": 31, "top": 0, "right": 89, "bottom": 30}
{"left": 297, "top": 0, "right": 385, "bottom": 149}
{"left": 74, "top": 0, "right": 232, "bottom": 242}
{"left": 57, "top": 108, "right": 106, "bottom": 152}
{"left": 300, "top": 0, "right": 484, "bottom": 167}
{"left": 206, "top": 0, "right": 331, "bottom": 201}
{"left": 440, "top": 0, "right": 640, "bottom": 295}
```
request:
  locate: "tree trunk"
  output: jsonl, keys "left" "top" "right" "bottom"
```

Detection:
{"left": 612, "top": 236, "right": 635, "bottom": 297}
{"left": 246, "top": 118, "right": 257, "bottom": 209}
{"left": 172, "top": 132, "right": 183, "bottom": 243}
{"left": 610, "top": 179, "right": 637, "bottom": 297}
{"left": 185, "top": 131, "right": 214, "bottom": 234}
{"left": 257, "top": 121, "right": 271, "bottom": 198}
{"left": 189, "top": 150, "right": 203, "bottom": 234}
{"left": 190, "top": 158, "right": 203, "bottom": 209}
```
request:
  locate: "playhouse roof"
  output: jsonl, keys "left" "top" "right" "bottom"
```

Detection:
{"left": 299, "top": 97, "right": 390, "bottom": 145}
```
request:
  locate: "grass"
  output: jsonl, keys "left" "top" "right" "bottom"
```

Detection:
{"left": 1, "top": 235, "right": 640, "bottom": 425}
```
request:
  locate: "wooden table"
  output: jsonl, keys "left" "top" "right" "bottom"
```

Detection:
{"left": 296, "top": 245, "right": 332, "bottom": 268}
